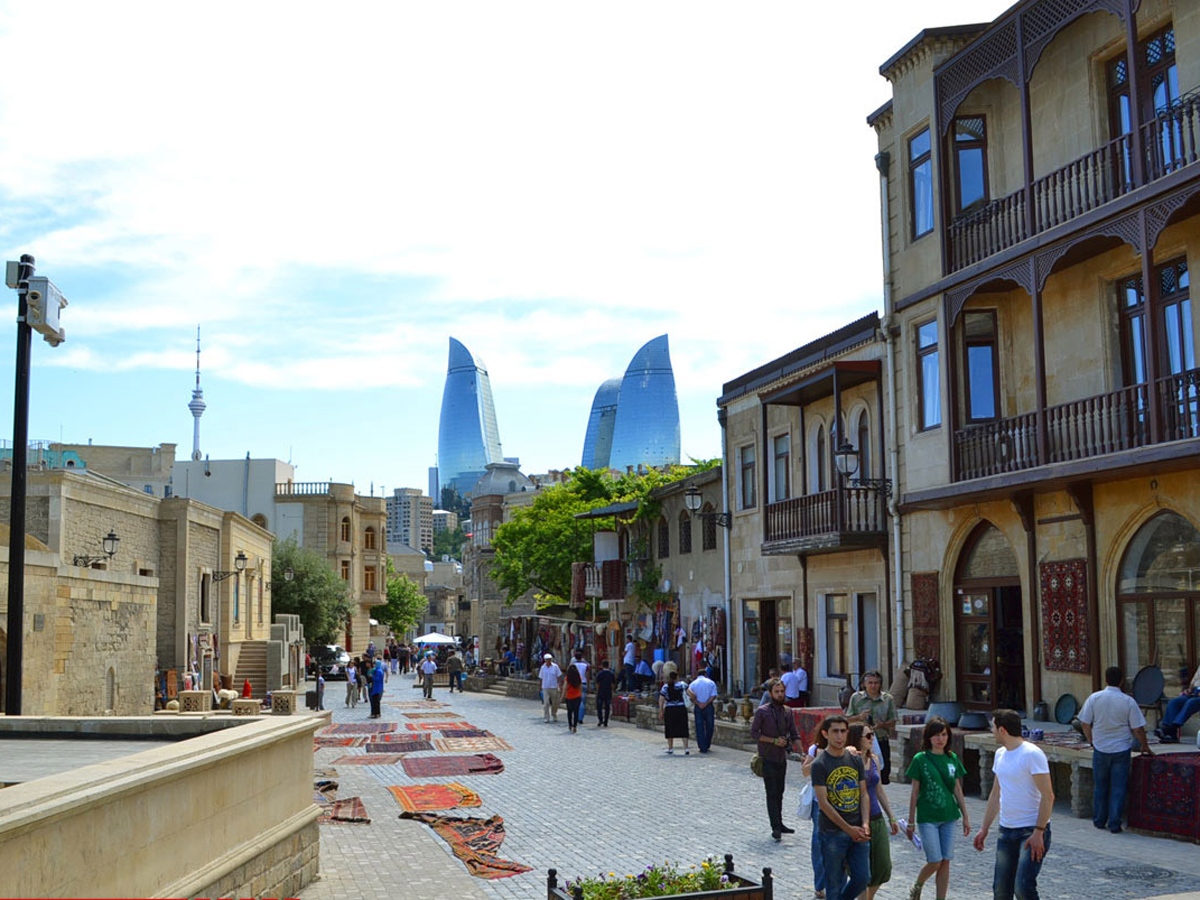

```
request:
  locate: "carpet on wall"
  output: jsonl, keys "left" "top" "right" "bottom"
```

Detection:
{"left": 398, "top": 813, "right": 531, "bottom": 879}
{"left": 401, "top": 754, "right": 505, "bottom": 778}
{"left": 387, "top": 782, "right": 482, "bottom": 812}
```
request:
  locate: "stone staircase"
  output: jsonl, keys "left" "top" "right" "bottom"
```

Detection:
{"left": 233, "top": 641, "right": 269, "bottom": 699}
{"left": 480, "top": 677, "right": 510, "bottom": 697}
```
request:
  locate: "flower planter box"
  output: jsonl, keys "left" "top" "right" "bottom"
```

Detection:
{"left": 547, "top": 855, "right": 773, "bottom": 900}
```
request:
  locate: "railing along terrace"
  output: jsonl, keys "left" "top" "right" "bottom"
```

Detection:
{"left": 954, "top": 412, "right": 1039, "bottom": 481}
{"left": 1045, "top": 383, "right": 1150, "bottom": 464}
{"left": 275, "top": 481, "right": 332, "bottom": 496}
{"left": 1159, "top": 366, "right": 1200, "bottom": 442}
{"left": 945, "top": 91, "right": 1200, "bottom": 274}
{"left": 764, "top": 487, "right": 885, "bottom": 543}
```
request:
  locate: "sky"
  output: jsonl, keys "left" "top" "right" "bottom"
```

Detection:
{"left": 0, "top": 0, "right": 1009, "bottom": 495}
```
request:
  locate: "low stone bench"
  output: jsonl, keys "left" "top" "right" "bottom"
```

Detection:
{"left": 179, "top": 690, "right": 212, "bottom": 713}
{"left": 232, "top": 699, "right": 263, "bottom": 716}
{"left": 271, "top": 690, "right": 297, "bottom": 715}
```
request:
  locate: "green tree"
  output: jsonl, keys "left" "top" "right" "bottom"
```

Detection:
{"left": 372, "top": 557, "right": 429, "bottom": 635}
{"left": 440, "top": 485, "right": 472, "bottom": 519}
{"left": 270, "top": 536, "right": 352, "bottom": 645}
{"left": 432, "top": 525, "right": 467, "bottom": 560}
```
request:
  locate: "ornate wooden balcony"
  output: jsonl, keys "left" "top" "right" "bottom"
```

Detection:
{"left": 954, "top": 370, "right": 1199, "bottom": 482}
{"left": 947, "top": 96, "right": 1200, "bottom": 274}
{"left": 762, "top": 487, "right": 886, "bottom": 556}
{"left": 579, "top": 559, "right": 647, "bottom": 600}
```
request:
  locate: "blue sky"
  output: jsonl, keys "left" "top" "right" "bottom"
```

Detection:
{"left": 0, "top": 1, "right": 1007, "bottom": 493}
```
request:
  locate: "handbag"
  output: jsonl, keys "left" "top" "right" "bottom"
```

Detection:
{"left": 797, "top": 781, "right": 814, "bottom": 819}
{"left": 750, "top": 753, "right": 765, "bottom": 777}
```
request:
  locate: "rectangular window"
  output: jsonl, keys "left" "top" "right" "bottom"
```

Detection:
{"left": 739, "top": 444, "right": 756, "bottom": 509}
{"left": 909, "top": 128, "right": 934, "bottom": 239}
{"left": 702, "top": 509, "right": 717, "bottom": 551}
{"left": 771, "top": 434, "right": 790, "bottom": 502}
{"left": 679, "top": 513, "right": 692, "bottom": 555}
{"left": 233, "top": 578, "right": 240, "bottom": 622}
{"left": 1109, "top": 25, "right": 1179, "bottom": 177}
{"left": 364, "top": 528, "right": 376, "bottom": 550}
{"left": 657, "top": 519, "right": 670, "bottom": 559}
{"left": 952, "top": 116, "right": 988, "bottom": 213}
{"left": 825, "top": 594, "right": 849, "bottom": 679}
{"left": 963, "top": 310, "right": 999, "bottom": 422}
{"left": 917, "top": 319, "right": 941, "bottom": 429}
{"left": 364, "top": 566, "right": 377, "bottom": 592}
{"left": 200, "top": 573, "right": 211, "bottom": 624}
{"left": 340, "top": 560, "right": 350, "bottom": 581}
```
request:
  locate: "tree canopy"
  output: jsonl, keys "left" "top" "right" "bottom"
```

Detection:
{"left": 270, "top": 536, "right": 351, "bottom": 645}
{"left": 432, "top": 525, "right": 467, "bottom": 561}
{"left": 372, "top": 557, "right": 429, "bottom": 635}
{"left": 489, "top": 462, "right": 718, "bottom": 608}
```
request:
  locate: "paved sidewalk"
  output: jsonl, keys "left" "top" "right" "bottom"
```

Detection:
{"left": 301, "top": 674, "right": 1200, "bottom": 900}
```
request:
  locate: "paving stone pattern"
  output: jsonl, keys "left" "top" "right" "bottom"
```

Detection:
{"left": 301, "top": 674, "right": 1200, "bottom": 900}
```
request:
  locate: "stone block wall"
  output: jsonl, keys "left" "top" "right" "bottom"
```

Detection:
{"left": 192, "top": 819, "right": 319, "bottom": 900}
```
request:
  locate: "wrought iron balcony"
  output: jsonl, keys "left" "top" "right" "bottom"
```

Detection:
{"left": 762, "top": 486, "right": 887, "bottom": 555}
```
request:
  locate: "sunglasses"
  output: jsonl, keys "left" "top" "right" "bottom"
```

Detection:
{"left": 863, "top": 731, "right": 875, "bottom": 739}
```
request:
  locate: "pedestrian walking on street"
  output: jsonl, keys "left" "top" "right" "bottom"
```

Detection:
{"left": 571, "top": 650, "right": 589, "bottom": 724}
{"left": 782, "top": 658, "right": 809, "bottom": 708}
{"left": 811, "top": 715, "right": 870, "bottom": 900}
{"left": 659, "top": 671, "right": 690, "bottom": 755}
{"left": 595, "top": 660, "right": 615, "bottom": 726}
{"left": 750, "top": 677, "right": 800, "bottom": 841}
{"left": 420, "top": 653, "right": 437, "bottom": 700}
{"left": 801, "top": 726, "right": 831, "bottom": 898}
{"left": 316, "top": 672, "right": 325, "bottom": 711}
{"left": 564, "top": 663, "right": 583, "bottom": 733}
{"left": 687, "top": 667, "right": 718, "bottom": 753}
{"left": 1078, "top": 666, "right": 1153, "bottom": 833}
{"left": 447, "top": 651, "right": 464, "bottom": 693}
{"left": 973, "top": 709, "right": 1054, "bottom": 900}
{"left": 848, "top": 723, "right": 898, "bottom": 900}
{"left": 345, "top": 662, "right": 358, "bottom": 708}
{"left": 369, "top": 659, "right": 385, "bottom": 718}
{"left": 846, "top": 670, "right": 897, "bottom": 784}
{"left": 620, "top": 636, "right": 636, "bottom": 691}
{"left": 540, "top": 653, "right": 563, "bottom": 723}
{"left": 904, "top": 716, "right": 969, "bottom": 900}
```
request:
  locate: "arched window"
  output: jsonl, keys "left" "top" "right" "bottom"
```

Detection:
{"left": 364, "top": 526, "right": 377, "bottom": 550}
{"left": 1118, "top": 512, "right": 1200, "bottom": 693}
{"left": 811, "top": 424, "right": 827, "bottom": 493}
{"left": 657, "top": 517, "right": 670, "bottom": 559}
{"left": 251, "top": 513, "right": 268, "bottom": 529}
{"left": 340, "top": 516, "right": 351, "bottom": 542}
{"left": 678, "top": 510, "right": 692, "bottom": 555}
{"left": 701, "top": 504, "right": 718, "bottom": 551}
{"left": 856, "top": 410, "right": 871, "bottom": 480}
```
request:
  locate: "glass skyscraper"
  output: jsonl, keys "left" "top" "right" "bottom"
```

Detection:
{"left": 582, "top": 335, "right": 681, "bottom": 471}
{"left": 438, "top": 337, "right": 504, "bottom": 496}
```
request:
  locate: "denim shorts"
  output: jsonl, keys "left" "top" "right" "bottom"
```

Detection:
{"left": 917, "top": 819, "right": 958, "bottom": 863}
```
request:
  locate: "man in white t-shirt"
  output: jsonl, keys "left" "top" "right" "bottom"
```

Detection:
{"left": 571, "top": 651, "right": 590, "bottom": 724}
{"left": 687, "top": 667, "right": 719, "bottom": 753}
{"left": 781, "top": 659, "right": 809, "bottom": 709}
{"left": 1079, "top": 666, "right": 1154, "bottom": 833}
{"left": 620, "top": 638, "right": 636, "bottom": 691}
{"left": 420, "top": 654, "right": 438, "bottom": 700}
{"left": 539, "top": 653, "right": 563, "bottom": 724}
{"left": 974, "top": 709, "right": 1054, "bottom": 900}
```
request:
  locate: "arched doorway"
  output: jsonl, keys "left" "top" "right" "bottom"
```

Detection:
{"left": 1117, "top": 512, "right": 1200, "bottom": 694}
{"left": 954, "top": 523, "right": 1026, "bottom": 711}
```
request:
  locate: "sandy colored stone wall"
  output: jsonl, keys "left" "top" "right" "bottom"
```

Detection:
{"left": 0, "top": 715, "right": 320, "bottom": 899}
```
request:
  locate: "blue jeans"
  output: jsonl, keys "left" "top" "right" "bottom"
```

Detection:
{"left": 1163, "top": 695, "right": 1200, "bottom": 735}
{"left": 579, "top": 685, "right": 587, "bottom": 721}
{"left": 1092, "top": 749, "right": 1131, "bottom": 830}
{"left": 819, "top": 829, "right": 869, "bottom": 900}
{"left": 810, "top": 798, "right": 825, "bottom": 892}
{"left": 994, "top": 824, "right": 1050, "bottom": 900}
{"left": 694, "top": 704, "right": 715, "bottom": 752}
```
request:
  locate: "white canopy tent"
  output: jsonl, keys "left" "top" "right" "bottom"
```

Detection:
{"left": 414, "top": 631, "right": 457, "bottom": 645}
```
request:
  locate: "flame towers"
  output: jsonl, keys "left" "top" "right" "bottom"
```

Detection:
{"left": 437, "top": 337, "right": 504, "bottom": 497}
{"left": 581, "top": 335, "right": 681, "bottom": 471}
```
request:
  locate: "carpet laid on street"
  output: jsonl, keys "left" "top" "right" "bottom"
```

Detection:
{"left": 322, "top": 723, "right": 398, "bottom": 735}
{"left": 403, "top": 712, "right": 465, "bottom": 719}
{"left": 439, "top": 728, "right": 491, "bottom": 738}
{"left": 332, "top": 754, "right": 405, "bottom": 766}
{"left": 364, "top": 739, "right": 432, "bottom": 754}
{"left": 406, "top": 721, "right": 479, "bottom": 732}
{"left": 398, "top": 813, "right": 531, "bottom": 879}
{"left": 387, "top": 782, "right": 483, "bottom": 812}
{"left": 318, "top": 797, "right": 371, "bottom": 825}
{"left": 314, "top": 736, "right": 363, "bottom": 748}
{"left": 433, "top": 736, "right": 514, "bottom": 753}
{"left": 401, "top": 753, "right": 505, "bottom": 777}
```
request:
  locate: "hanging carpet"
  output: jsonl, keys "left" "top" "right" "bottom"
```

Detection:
{"left": 398, "top": 813, "right": 531, "bottom": 879}
{"left": 321, "top": 723, "right": 397, "bottom": 735}
{"left": 401, "top": 753, "right": 505, "bottom": 778}
{"left": 433, "top": 736, "right": 513, "bottom": 753}
{"left": 386, "top": 782, "right": 482, "bottom": 813}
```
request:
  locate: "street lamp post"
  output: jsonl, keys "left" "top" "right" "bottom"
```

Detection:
{"left": 684, "top": 485, "right": 731, "bottom": 528}
{"left": 5, "top": 255, "right": 67, "bottom": 716}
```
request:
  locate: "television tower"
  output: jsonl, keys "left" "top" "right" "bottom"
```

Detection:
{"left": 188, "top": 326, "right": 206, "bottom": 461}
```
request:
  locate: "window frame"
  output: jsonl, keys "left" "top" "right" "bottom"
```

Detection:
{"left": 739, "top": 444, "right": 757, "bottom": 510}
{"left": 657, "top": 517, "right": 670, "bottom": 559}
{"left": 951, "top": 115, "right": 989, "bottom": 215}
{"left": 824, "top": 593, "right": 850, "bottom": 679}
{"left": 678, "top": 509, "right": 692, "bottom": 555}
{"left": 811, "top": 424, "right": 827, "bottom": 493}
{"left": 909, "top": 127, "right": 934, "bottom": 241}
{"left": 701, "top": 503, "right": 718, "bottom": 551}
{"left": 340, "top": 516, "right": 351, "bottom": 543}
{"left": 364, "top": 565, "right": 377, "bottom": 592}
{"left": 771, "top": 432, "right": 791, "bottom": 503}
{"left": 917, "top": 318, "right": 942, "bottom": 431}
{"left": 364, "top": 526, "right": 377, "bottom": 550}
{"left": 340, "top": 559, "right": 351, "bottom": 581}
{"left": 963, "top": 309, "right": 1001, "bottom": 424}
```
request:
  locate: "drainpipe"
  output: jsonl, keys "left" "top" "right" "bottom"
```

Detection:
{"left": 877, "top": 150, "right": 905, "bottom": 668}
{"left": 719, "top": 407, "right": 733, "bottom": 695}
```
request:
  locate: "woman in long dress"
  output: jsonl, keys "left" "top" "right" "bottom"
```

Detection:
{"left": 658, "top": 671, "right": 690, "bottom": 755}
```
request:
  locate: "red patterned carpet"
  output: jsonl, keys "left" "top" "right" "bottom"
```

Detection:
{"left": 1130, "top": 752, "right": 1200, "bottom": 842}
{"left": 318, "top": 797, "right": 371, "bottom": 824}
{"left": 364, "top": 739, "right": 431, "bottom": 754}
{"left": 398, "top": 812, "right": 531, "bottom": 878}
{"left": 331, "top": 754, "right": 405, "bottom": 766}
{"left": 401, "top": 753, "right": 505, "bottom": 778}
{"left": 387, "top": 782, "right": 482, "bottom": 812}
{"left": 321, "top": 723, "right": 398, "bottom": 735}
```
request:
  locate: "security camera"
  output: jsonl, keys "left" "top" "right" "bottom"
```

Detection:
{"left": 24, "top": 276, "right": 67, "bottom": 345}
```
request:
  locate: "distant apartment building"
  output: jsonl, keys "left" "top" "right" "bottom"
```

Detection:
{"left": 386, "top": 488, "right": 433, "bottom": 554}
{"left": 45, "top": 441, "right": 177, "bottom": 498}
{"left": 432, "top": 509, "right": 458, "bottom": 535}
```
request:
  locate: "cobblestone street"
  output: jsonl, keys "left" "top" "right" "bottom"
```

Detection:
{"left": 301, "top": 674, "right": 1200, "bottom": 900}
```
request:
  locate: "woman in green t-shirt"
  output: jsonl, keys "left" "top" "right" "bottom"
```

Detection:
{"left": 903, "top": 716, "right": 970, "bottom": 900}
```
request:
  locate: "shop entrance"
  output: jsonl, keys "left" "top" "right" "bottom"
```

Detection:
{"left": 743, "top": 599, "right": 778, "bottom": 691}
{"left": 954, "top": 523, "right": 1026, "bottom": 711}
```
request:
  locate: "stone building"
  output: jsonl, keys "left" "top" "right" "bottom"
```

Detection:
{"left": 719, "top": 316, "right": 891, "bottom": 702}
{"left": 869, "top": 0, "right": 1200, "bottom": 711}
{"left": 275, "top": 481, "right": 387, "bottom": 653}
{"left": 432, "top": 508, "right": 459, "bottom": 535}
{"left": 386, "top": 487, "right": 433, "bottom": 554}
{"left": 423, "top": 559, "right": 466, "bottom": 637}
{"left": 49, "top": 441, "right": 177, "bottom": 498}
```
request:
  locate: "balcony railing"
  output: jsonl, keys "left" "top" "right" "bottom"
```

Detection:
{"left": 764, "top": 487, "right": 886, "bottom": 544}
{"left": 954, "top": 371, "right": 1198, "bottom": 482}
{"left": 276, "top": 482, "right": 332, "bottom": 497}
{"left": 948, "top": 94, "right": 1200, "bottom": 274}
{"left": 580, "top": 559, "right": 647, "bottom": 600}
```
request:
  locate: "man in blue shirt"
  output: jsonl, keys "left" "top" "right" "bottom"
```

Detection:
{"left": 369, "top": 660, "right": 386, "bottom": 718}
{"left": 634, "top": 656, "right": 655, "bottom": 691}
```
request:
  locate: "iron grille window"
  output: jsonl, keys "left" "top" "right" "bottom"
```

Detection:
{"left": 657, "top": 517, "right": 670, "bottom": 559}
{"left": 679, "top": 510, "right": 692, "bottom": 554}
{"left": 702, "top": 505, "right": 717, "bottom": 551}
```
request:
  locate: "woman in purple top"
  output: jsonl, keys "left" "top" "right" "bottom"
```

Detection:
{"left": 849, "top": 723, "right": 898, "bottom": 899}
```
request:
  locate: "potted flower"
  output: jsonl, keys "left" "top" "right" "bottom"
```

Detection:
{"left": 547, "top": 854, "right": 773, "bottom": 900}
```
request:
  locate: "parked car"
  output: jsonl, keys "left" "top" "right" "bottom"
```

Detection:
{"left": 308, "top": 644, "right": 351, "bottom": 680}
